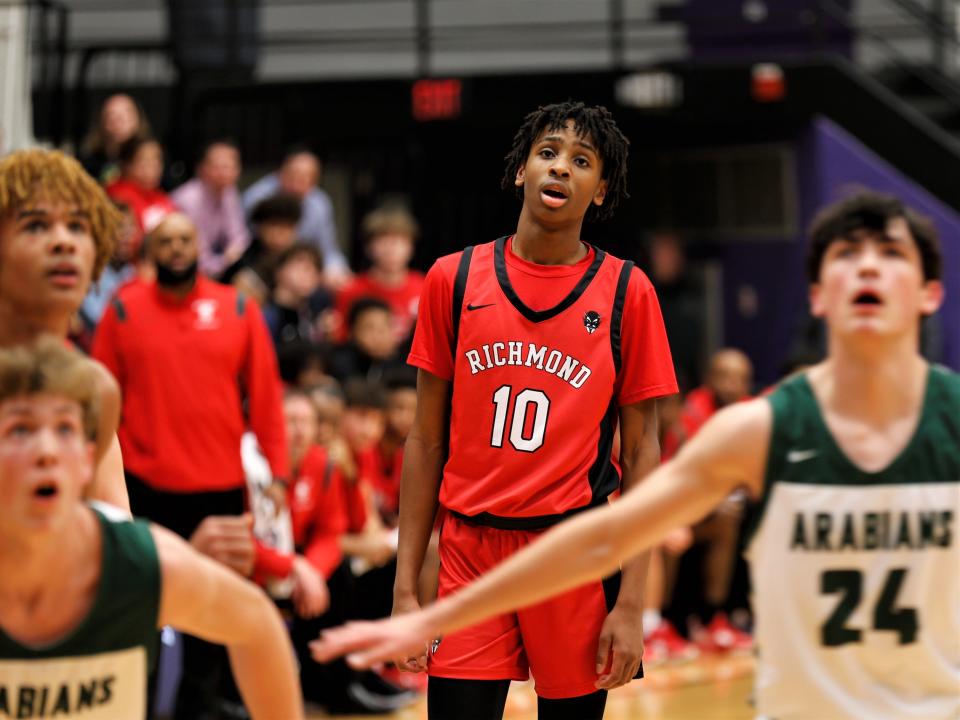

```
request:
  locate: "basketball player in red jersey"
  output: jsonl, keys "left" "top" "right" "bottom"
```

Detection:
{"left": 388, "top": 102, "right": 677, "bottom": 719}
{"left": 0, "top": 149, "right": 129, "bottom": 511}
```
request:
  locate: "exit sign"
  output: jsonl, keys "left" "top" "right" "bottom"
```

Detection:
{"left": 412, "top": 79, "right": 462, "bottom": 121}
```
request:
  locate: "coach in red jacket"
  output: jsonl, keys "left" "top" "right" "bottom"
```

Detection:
{"left": 92, "top": 211, "right": 289, "bottom": 719}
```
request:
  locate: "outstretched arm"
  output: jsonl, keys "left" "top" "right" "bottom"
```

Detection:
{"left": 154, "top": 525, "right": 303, "bottom": 720}
{"left": 312, "top": 399, "right": 771, "bottom": 668}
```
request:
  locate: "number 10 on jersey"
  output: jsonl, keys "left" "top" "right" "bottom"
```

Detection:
{"left": 490, "top": 385, "right": 551, "bottom": 453}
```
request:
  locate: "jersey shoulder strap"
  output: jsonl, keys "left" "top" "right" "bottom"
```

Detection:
{"left": 111, "top": 296, "right": 128, "bottom": 322}
{"left": 610, "top": 259, "right": 634, "bottom": 375}
{"left": 450, "top": 245, "right": 475, "bottom": 356}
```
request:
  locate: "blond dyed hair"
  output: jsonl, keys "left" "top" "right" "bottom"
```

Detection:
{"left": 0, "top": 337, "right": 100, "bottom": 441}
{"left": 361, "top": 205, "right": 420, "bottom": 244}
{"left": 0, "top": 149, "right": 123, "bottom": 280}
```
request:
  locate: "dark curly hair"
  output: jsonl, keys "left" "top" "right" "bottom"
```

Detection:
{"left": 501, "top": 101, "right": 630, "bottom": 221}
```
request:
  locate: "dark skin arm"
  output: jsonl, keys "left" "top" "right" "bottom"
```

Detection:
{"left": 391, "top": 369, "right": 450, "bottom": 672}
{"left": 595, "top": 398, "right": 659, "bottom": 689}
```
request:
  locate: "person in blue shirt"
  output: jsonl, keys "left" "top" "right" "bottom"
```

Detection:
{"left": 242, "top": 146, "right": 350, "bottom": 286}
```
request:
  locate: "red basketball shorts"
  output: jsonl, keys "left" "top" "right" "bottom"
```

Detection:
{"left": 429, "top": 512, "right": 633, "bottom": 699}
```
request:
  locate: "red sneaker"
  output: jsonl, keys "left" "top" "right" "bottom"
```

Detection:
{"left": 378, "top": 664, "right": 428, "bottom": 693}
{"left": 703, "top": 612, "right": 752, "bottom": 654}
{"left": 645, "top": 620, "right": 699, "bottom": 664}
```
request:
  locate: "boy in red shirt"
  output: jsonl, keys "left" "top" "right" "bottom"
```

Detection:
{"left": 391, "top": 102, "right": 677, "bottom": 719}
{"left": 369, "top": 368, "right": 418, "bottom": 526}
{"left": 666, "top": 348, "right": 754, "bottom": 653}
{"left": 105, "top": 137, "right": 176, "bottom": 235}
{"left": 286, "top": 388, "right": 417, "bottom": 714}
{"left": 335, "top": 205, "right": 424, "bottom": 343}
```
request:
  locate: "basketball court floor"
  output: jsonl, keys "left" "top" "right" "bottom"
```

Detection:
{"left": 308, "top": 655, "right": 755, "bottom": 720}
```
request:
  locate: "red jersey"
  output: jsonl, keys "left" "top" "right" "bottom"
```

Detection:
{"left": 92, "top": 277, "right": 289, "bottom": 492}
{"left": 105, "top": 178, "right": 177, "bottom": 236}
{"left": 334, "top": 271, "right": 425, "bottom": 342}
{"left": 409, "top": 237, "right": 676, "bottom": 527}
{"left": 289, "top": 446, "right": 349, "bottom": 579}
{"left": 355, "top": 443, "right": 404, "bottom": 521}
{"left": 662, "top": 386, "right": 753, "bottom": 458}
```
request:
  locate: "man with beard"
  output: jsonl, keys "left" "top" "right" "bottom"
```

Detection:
{"left": 91, "top": 211, "right": 290, "bottom": 719}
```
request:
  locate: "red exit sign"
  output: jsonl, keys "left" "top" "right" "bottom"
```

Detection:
{"left": 412, "top": 79, "right": 462, "bottom": 121}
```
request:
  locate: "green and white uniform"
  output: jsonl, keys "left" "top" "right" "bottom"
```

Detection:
{"left": 747, "top": 365, "right": 960, "bottom": 720}
{"left": 0, "top": 503, "right": 160, "bottom": 719}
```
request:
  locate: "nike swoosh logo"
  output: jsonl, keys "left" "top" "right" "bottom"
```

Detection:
{"left": 787, "top": 449, "right": 819, "bottom": 463}
{"left": 466, "top": 303, "right": 495, "bottom": 311}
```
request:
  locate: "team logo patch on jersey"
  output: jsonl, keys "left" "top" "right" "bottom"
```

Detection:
{"left": 192, "top": 299, "right": 220, "bottom": 329}
{"left": 583, "top": 311, "right": 601, "bottom": 334}
{"left": 431, "top": 637, "right": 441, "bottom": 655}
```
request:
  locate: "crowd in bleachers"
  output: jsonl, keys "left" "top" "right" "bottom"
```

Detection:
{"left": 69, "top": 93, "right": 764, "bottom": 717}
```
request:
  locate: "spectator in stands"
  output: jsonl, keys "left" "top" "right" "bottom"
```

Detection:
{"left": 368, "top": 367, "right": 418, "bottom": 527}
{"left": 222, "top": 193, "right": 302, "bottom": 304}
{"left": 642, "top": 392, "right": 699, "bottom": 665}
{"left": 172, "top": 139, "right": 250, "bottom": 277}
{"left": 79, "top": 93, "right": 152, "bottom": 184}
{"left": 277, "top": 340, "right": 331, "bottom": 389}
{"left": 242, "top": 146, "right": 350, "bottom": 285}
{"left": 91, "top": 211, "right": 290, "bottom": 719}
{"left": 665, "top": 348, "right": 755, "bottom": 653}
{"left": 339, "top": 379, "right": 398, "bottom": 613}
{"left": 75, "top": 201, "right": 144, "bottom": 349}
{"left": 307, "top": 378, "right": 345, "bottom": 454}
{"left": 335, "top": 204, "right": 424, "bottom": 343}
{"left": 262, "top": 244, "right": 333, "bottom": 350}
{"left": 647, "top": 231, "right": 706, "bottom": 389}
{"left": 285, "top": 388, "right": 417, "bottom": 714}
{"left": 105, "top": 137, "right": 176, "bottom": 235}
{"left": 328, "top": 297, "right": 406, "bottom": 383}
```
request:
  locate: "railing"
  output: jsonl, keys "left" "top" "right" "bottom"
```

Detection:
{"left": 819, "top": 0, "right": 960, "bottom": 119}
{"left": 24, "top": 0, "right": 960, "bottom": 147}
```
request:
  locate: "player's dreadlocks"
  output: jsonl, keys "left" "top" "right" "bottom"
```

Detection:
{"left": 0, "top": 149, "right": 122, "bottom": 281}
{"left": 502, "top": 101, "right": 630, "bottom": 221}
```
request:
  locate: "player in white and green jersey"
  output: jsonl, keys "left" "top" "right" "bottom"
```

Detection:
{"left": 312, "top": 190, "right": 959, "bottom": 720}
{"left": 0, "top": 339, "right": 304, "bottom": 719}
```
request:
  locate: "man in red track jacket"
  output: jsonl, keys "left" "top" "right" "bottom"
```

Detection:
{"left": 92, "top": 211, "right": 289, "bottom": 719}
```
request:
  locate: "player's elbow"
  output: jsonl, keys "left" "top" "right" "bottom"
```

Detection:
{"left": 569, "top": 510, "right": 625, "bottom": 580}
{"left": 229, "top": 582, "right": 286, "bottom": 647}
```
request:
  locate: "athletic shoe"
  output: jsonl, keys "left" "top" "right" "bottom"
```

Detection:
{"left": 645, "top": 619, "right": 699, "bottom": 664}
{"left": 378, "top": 664, "right": 428, "bottom": 692}
{"left": 701, "top": 612, "right": 752, "bottom": 654}
{"left": 344, "top": 680, "right": 419, "bottom": 713}
{"left": 322, "top": 669, "right": 420, "bottom": 715}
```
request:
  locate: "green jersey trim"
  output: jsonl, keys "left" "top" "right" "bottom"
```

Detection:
{"left": 747, "top": 364, "right": 960, "bottom": 546}
{"left": 0, "top": 505, "right": 161, "bottom": 670}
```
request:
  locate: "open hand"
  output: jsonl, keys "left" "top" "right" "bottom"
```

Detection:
{"left": 310, "top": 611, "right": 436, "bottom": 670}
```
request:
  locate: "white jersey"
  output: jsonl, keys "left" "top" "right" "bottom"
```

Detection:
{"left": 746, "top": 368, "right": 960, "bottom": 720}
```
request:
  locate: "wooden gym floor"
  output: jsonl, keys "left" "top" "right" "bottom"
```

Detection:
{"left": 308, "top": 654, "right": 755, "bottom": 720}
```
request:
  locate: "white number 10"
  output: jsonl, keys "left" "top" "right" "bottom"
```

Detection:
{"left": 490, "top": 385, "right": 550, "bottom": 452}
